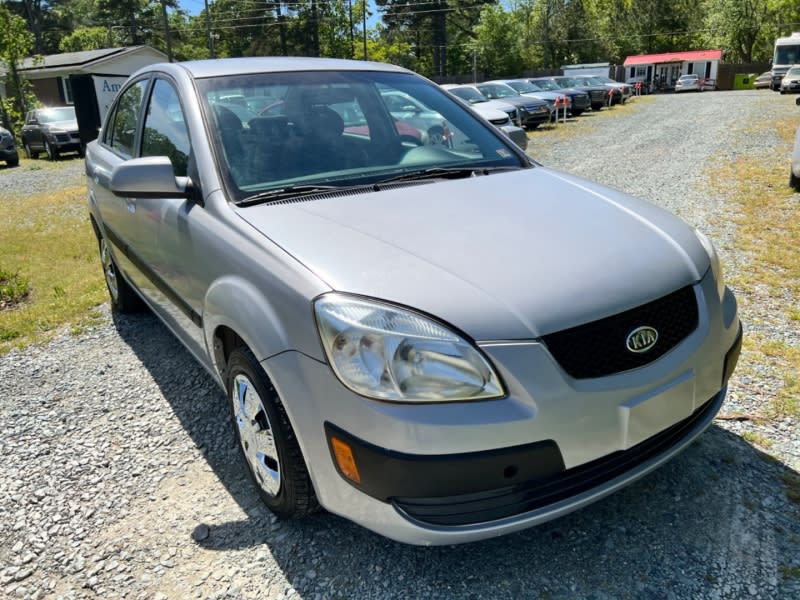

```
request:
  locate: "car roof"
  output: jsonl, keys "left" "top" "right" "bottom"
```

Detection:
{"left": 171, "top": 57, "right": 412, "bottom": 79}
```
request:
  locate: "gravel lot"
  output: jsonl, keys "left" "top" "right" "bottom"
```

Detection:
{"left": 1, "top": 91, "right": 799, "bottom": 600}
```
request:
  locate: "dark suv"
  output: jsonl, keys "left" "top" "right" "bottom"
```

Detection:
{"left": 0, "top": 126, "right": 19, "bottom": 166}
{"left": 20, "top": 106, "right": 83, "bottom": 160}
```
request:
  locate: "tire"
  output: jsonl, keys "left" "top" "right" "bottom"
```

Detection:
{"left": 6, "top": 157, "right": 19, "bottom": 167}
{"left": 98, "top": 234, "right": 143, "bottom": 312}
{"left": 571, "top": 109, "right": 584, "bottom": 117}
{"left": 791, "top": 168, "right": 800, "bottom": 191}
{"left": 23, "top": 141, "right": 38, "bottom": 159}
{"left": 44, "top": 140, "right": 58, "bottom": 160}
{"left": 77, "top": 145, "right": 85, "bottom": 158}
{"left": 226, "top": 346, "right": 319, "bottom": 519}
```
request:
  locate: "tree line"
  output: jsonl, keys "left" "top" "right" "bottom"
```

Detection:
{"left": 3, "top": 0, "right": 800, "bottom": 82}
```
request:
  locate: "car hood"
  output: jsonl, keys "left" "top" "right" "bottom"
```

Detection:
{"left": 235, "top": 168, "right": 708, "bottom": 340}
{"left": 45, "top": 119, "right": 78, "bottom": 131}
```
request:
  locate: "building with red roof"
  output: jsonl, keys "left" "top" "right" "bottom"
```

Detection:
{"left": 623, "top": 49, "right": 722, "bottom": 91}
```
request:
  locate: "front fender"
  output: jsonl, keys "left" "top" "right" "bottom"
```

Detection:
{"left": 203, "top": 275, "right": 312, "bottom": 375}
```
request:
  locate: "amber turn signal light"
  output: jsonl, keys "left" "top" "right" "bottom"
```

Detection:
{"left": 331, "top": 437, "right": 361, "bottom": 483}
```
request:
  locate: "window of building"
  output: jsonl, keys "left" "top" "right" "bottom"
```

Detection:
{"left": 61, "top": 77, "right": 74, "bottom": 104}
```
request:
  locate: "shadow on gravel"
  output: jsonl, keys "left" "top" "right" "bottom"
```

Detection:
{"left": 112, "top": 310, "right": 800, "bottom": 598}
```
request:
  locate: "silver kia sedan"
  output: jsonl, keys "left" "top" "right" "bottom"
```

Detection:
{"left": 85, "top": 58, "right": 741, "bottom": 545}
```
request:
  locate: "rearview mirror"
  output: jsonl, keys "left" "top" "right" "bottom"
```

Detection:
{"left": 110, "top": 156, "right": 191, "bottom": 199}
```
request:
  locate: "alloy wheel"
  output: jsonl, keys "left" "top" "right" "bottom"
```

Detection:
{"left": 232, "top": 373, "right": 281, "bottom": 496}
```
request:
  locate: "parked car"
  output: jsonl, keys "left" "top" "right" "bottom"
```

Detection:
{"left": 441, "top": 85, "right": 527, "bottom": 150}
{"left": 86, "top": 57, "right": 741, "bottom": 546}
{"left": 0, "top": 126, "right": 19, "bottom": 167}
{"left": 791, "top": 97, "right": 800, "bottom": 189}
{"left": 485, "top": 79, "right": 571, "bottom": 120}
{"left": 441, "top": 84, "right": 519, "bottom": 123}
{"left": 525, "top": 78, "right": 592, "bottom": 114}
{"left": 780, "top": 66, "right": 800, "bottom": 93}
{"left": 754, "top": 72, "right": 772, "bottom": 89}
{"left": 475, "top": 81, "right": 554, "bottom": 127}
{"left": 675, "top": 74, "right": 702, "bottom": 93}
{"left": 566, "top": 76, "right": 623, "bottom": 104}
{"left": 20, "top": 106, "right": 82, "bottom": 160}
{"left": 535, "top": 76, "right": 610, "bottom": 110}
{"left": 576, "top": 75, "right": 633, "bottom": 102}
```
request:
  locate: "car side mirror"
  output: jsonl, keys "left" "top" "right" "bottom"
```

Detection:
{"left": 110, "top": 156, "right": 192, "bottom": 200}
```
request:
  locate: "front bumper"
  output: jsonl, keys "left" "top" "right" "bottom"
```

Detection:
{"left": 0, "top": 147, "right": 18, "bottom": 160}
{"left": 265, "top": 270, "right": 740, "bottom": 545}
{"left": 49, "top": 132, "right": 81, "bottom": 152}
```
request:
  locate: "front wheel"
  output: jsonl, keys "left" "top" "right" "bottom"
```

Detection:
{"left": 44, "top": 140, "right": 58, "bottom": 160}
{"left": 226, "top": 347, "right": 318, "bottom": 519}
{"left": 791, "top": 168, "right": 800, "bottom": 191}
{"left": 6, "top": 157, "right": 19, "bottom": 167}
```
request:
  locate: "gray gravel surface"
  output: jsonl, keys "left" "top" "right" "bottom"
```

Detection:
{"left": 1, "top": 92, "right": 799, "bottom": 600}
{"left": 0, "top": 157, "right": 85, "bottom": 196}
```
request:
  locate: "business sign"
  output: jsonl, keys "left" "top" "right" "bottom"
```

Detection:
{"left": 92, "top": 76, "right": 129, "bottom": 120}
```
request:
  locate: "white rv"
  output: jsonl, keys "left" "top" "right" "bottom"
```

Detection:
{"left": 771, "top": 32, "right": 800, "bottom": 90}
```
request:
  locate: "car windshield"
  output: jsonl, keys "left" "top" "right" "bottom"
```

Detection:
{"left": 787, "top": 67, "right": 800, "bottom": 76}
{"left": 38, "top": 107, "right": 75, "bottom": 123}
{"left": 506, "top": 80, "right": 539, "bottom": 93}
{"left": 197, "top": 71, "right": 523, "bottom": 202}
{"left": 478, "top": 83, "right": 518, "bottom": 99}
{"left": 446, "top": 86, "right": 487, "bottom": 104}
{"left": 555, "top": 77, "right": 580, "bottom": 88}
{"left": 532, "top": 79, "right": 560, "bottom": 91}
{"left": 774, "top": 45, "right": 800, "bottom": 64}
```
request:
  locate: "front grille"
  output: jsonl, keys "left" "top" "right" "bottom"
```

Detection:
{"left": 541, "top": 285, "right": 698, "bottom": 379}
{"left": 56, "top": 134, "right": 70, "bottom": 142}
{"left": 394, "top": 394, "right": 718, "bottom": 526}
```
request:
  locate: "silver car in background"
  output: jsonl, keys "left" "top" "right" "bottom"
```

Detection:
{"left": 86, "top": 58, "right": 741, "bottom": 545}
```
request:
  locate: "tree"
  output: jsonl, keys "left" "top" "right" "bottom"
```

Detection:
{"left": 0, "top": 5, "right": 37, "bottom": 134}
{"left": 58, "top": 26, "right": 109, "bottom": 52}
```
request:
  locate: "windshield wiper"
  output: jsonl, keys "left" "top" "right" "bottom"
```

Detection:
{"left": 375, "top": 166, "right": 521, "bottom": 186}
{"left": 236, "top": 184, "right": 345, "bottom": 206}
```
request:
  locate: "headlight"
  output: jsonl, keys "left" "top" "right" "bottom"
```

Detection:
{"left": 694, "top": 229, "right": 725, "bottom": 300}
{"left": 314, "top": 294, "right": 504, "bottom": 402}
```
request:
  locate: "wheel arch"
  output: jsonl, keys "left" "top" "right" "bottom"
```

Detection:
{"left": 204, "top": 275, "right": 297, "bottom": 381}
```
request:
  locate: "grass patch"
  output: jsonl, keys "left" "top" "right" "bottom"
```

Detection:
{"left": 0, "top": 184, "right": 106, "bottom": 354}
{"left": 741, "top": 430, "right": 773, "bottom": 449}
{"left": 780, "top": 565, "right": 800, "bottom": 580}
{"left": 0, "top": 268, "right": 30, "bottom": 307}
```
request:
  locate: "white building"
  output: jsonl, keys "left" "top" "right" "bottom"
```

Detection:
{"left": 623, "top": 49, "right": 722, "bottom": 89}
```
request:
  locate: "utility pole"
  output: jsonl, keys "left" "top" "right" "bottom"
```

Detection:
{"left": 362, "top": 0, "right": 368, "bottom": 60}
{"left": 160, "top": 0, "right": 173, "bottom": 62}
{"left": 348, "top": 0, "right": 354, "bottom": 59}
{"left": 203, "top": 0, "right": 215, "bottom": 58}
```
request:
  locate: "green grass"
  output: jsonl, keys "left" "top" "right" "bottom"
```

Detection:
{"left": 741, "top": 430, "right": 773, "bottom": 449}
{"left": 0, "top": 183, "right": 107, "bottom": 354}
{"left": 707, "top": 113, "right": 800, "bottom": 423}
